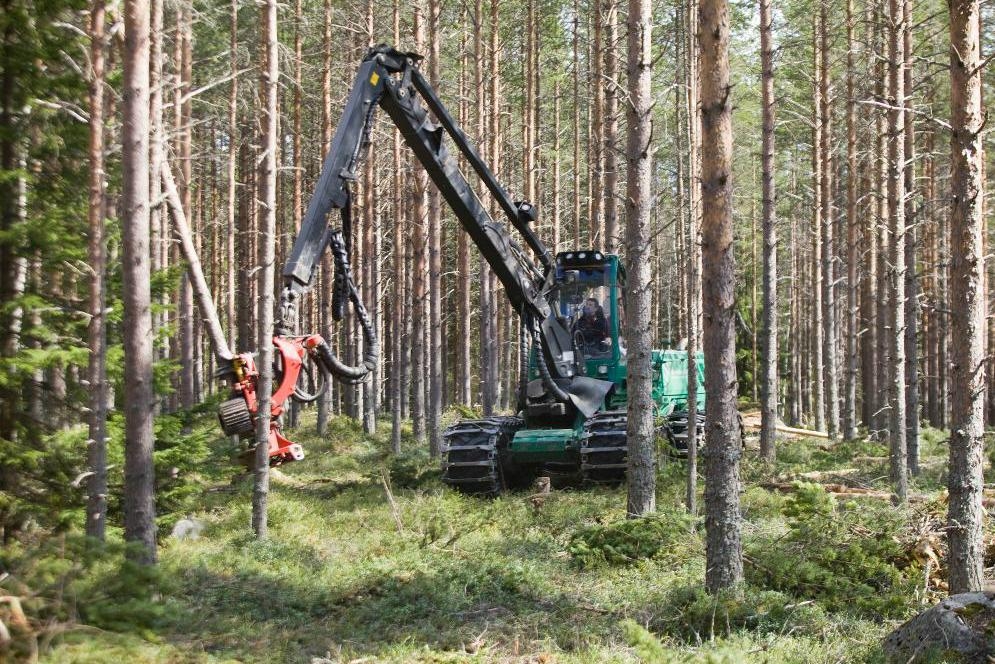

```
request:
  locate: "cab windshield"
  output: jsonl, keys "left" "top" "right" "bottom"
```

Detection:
{"left": 554, "top": 267, "right": 625, "bottom": 359}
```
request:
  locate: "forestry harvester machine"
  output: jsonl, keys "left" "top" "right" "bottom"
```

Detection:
{"left": 181, "top": 46, "right": 704, "bottom": 489}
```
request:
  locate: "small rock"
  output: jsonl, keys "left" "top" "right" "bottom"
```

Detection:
{"left": 170, "top": 517, "right": 204, "bottom": 540}
{"left": 883, "top": 591, "right": 995, "bottom": 663}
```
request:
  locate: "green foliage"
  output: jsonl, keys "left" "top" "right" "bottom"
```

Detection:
{"left": 1, "top": 535, "right": 177, "bottom": 639}
{"left": 620, "top": 620, "right": 672, "bottom": 662}
{"left": 152, "top": 408, "right": 235, "bottom": 532}
{"left": 745, "top": 482, "right": 918, "bottom": 618}
{"left": 568, "top": 508, "right": 697, "bottom": 569}
{"left": 0, "top": 424, "right": 90, "bottom": 533}
{"left": 385, "top": 450, "right": 441, "bottom": 490}
{"left": 654, "top": 585, "right": 828, "bottom": 643}
{"left": 621, "top": 619, "right": 758, "bottom": 664}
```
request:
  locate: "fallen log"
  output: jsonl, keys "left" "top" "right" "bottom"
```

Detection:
{"left": 796, "top": 469, "right": 860, "bottom": 480}
{"left": 760, "top": 482, "right": 995, "bottom": 508}
{"left": 740, "top": 419, "right": 830, "bottom": 440}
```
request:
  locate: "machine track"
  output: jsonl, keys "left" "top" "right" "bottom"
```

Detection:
{"left": 664, "top": 410, "right": 706, "bottom": 457}
{"left": 580, "top": 410, "right": 628, "bottom": 484}
{"left": 441, "top": 416, "right": 523, "bottom": 495}
{"left": 664, "top": 411, "right": 746, "bottom": 456}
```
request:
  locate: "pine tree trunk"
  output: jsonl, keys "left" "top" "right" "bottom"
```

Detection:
{"left": 253, "top": 0, "right": 279, "bottom": 539}
{"left": 902, "top": 0, "right": 920, "bottom": 474}
{"left": 390, "top": 0, "right": 405, "bottom": 452}
{"left": 572, "top": 1, "right": 582, "bottom": 246}
{"left": 624, "top": 0, "right": 655, "bottom": 518}
{"left": 427, "top": 0, "right": 443, "bottom": 455}
{"left": 843, "top": 0, "right": 858, "bottom": 441}
{"left": 457, "top": 16, "right": 473, "bottom": 406}
{"left": 122, "top": 0, "right": 157, "bottom": 564}
{"left": 758, "top": 0, "right": 777, "bottom": 461}
{"left": 699, "top": 0, "right": 742, "bottom": 593}
{"left": 552, "top": 81, "right": 561, "bottom": 253}
{"left": 411, "top": 3, "right": 428, "bottom": 438}
{"left": 590, "top": 0, "right": 604, "bottom": 247}
{"left": 873, "top": 8, "right": 889, "bottom": 438}
{"left": 887, "top": 0, "right": 908, "bottom": 502}
{"left": 810, "top": 14, "right": 826, "bottom": 433}
{"left": 175, "top": 4, "right": 195, "bottom": 412}
{"left": 819, "top": 2, "right": 839, "bottom": 439}
{"left": 86, "top": 0, "right": 109, "bottom": 541}
{"left": 603, "top": 0, "right": 619, "bottom": 254}
{"left": 685, "top": 0, "right": 701, "bottom": 518}
{"left": 226, "top": 0, "right": 238, "bottom": 352}
{"left": 947, "top": 0, "right": 986, "bottom": 594}
{"left": 149, "top": 0, "right": 166, "bottom": 398}
{"left": 316, "top": 0, "right": 334, "bottom": 434}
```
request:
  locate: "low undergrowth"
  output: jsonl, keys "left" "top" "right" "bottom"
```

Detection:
{"left": 568, "top": 507, "right": 698, "bottom": 569}
{"left": 1, "top": 411, "right": 973, "bottom": 662}
{"left": 744, "top": 482, "right": 921, "bottom": 618}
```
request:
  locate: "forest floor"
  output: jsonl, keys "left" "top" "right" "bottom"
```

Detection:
{"left": 36, "top": 409, "right": 987, "bottom": 663}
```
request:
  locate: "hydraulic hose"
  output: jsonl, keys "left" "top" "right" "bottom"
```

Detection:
{"left": 316, "top": 227, "right": 379, "bottom": 384}
{"left": 517, "top": 316, "right": 530, "bottom": 412}
{"left": 534, "top": 328, "right": 572, "bottom": 405}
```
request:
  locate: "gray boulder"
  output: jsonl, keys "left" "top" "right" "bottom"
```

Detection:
{"left": 883, "top": 592, "right": 995, "bottom": 663}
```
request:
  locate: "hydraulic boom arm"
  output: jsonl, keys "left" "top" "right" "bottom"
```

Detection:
{"left": 281, "top": 45, "right": 584, "bottom": 389}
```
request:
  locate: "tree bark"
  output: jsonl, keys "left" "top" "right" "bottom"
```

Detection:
{"left": 390, "top": 0, "right": 405, "bottom": 452}
{"left": 758, "top": 0, "right": 777, "bottom": 461}
{"left": 699, "top": 0, "right": 742, "bottom": 593}
{"left": 843, "top": 0, "right": 858, "bottom": 441}
{"left": 810, "top": 13, "right": 826, "bottom": 433}
{"left": 122, "top": 0, "right": 157, "bottom": 564}
{"left": 316, "top": 0, "right": 334, "bottom": 434}
{"left": 253, "top": 0, "right": 279, "bottom": 539}
{"left": 572, "top": 0, "right": 582, "bottom": 246}
{"left": 624, "top": 0, "right": 655, "bottom": 518}
{"left": 947, "top": 0, "right": 986, "bottom": 594}
{"left": 903, "top": 0, "right": 920, "bottom": 474}
{"left": 175, "top": 4, "right": 195, "bottom": 412}
{"left": 589, "top": 0, "right": 604, "bottom": 247}
{"left": 685, "top": 0, "right": 701, "bottom": 518}
{"left": 819, "top": 1, "right": 839, "bottom": 439}
{"left": 411, "top": 2, "right": 428, "bottom": 437}
{"left": 86, "top": 0, "right": 109, "bottom": 541}
{"left": 428, "top": 0, "right": 443, "bottom": 455}
{"left": 603, "top": 0, "right": 619, "bottom": 254}
{"left": 887, "top": 0, "right": 908, "bottom": 502}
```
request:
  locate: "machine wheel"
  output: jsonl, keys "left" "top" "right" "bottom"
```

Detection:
{"left": 218, "top": 397, "right": 254, "bottom": 437}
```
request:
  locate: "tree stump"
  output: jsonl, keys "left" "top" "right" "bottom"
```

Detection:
{"left": 883, "top": 592, "right": 995, "bottom": 663}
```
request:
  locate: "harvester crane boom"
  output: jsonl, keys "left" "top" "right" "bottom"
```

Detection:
{"left": 193, "top": 44, "right": 618, "bottom": 467}
{"left": 279, "top": 45, "right": 594, "bottom": 393}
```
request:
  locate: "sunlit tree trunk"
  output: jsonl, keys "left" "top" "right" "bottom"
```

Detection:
{"left": 819, "top": 1, "right": 839, "bottom": 439}
{"left": 758, "top": 0, "right": 777, "bottom": 461}
{"left": 947, "top": 0, "right": 986, "bottom": 594}
{"left": 253, "top": 0, "right": 279, "bottom": 538}
{"left": 887, "top": 0, "right": 908, "bottom": 502}
{"left": 810, "top": 12, "right": 826, "bottom": 433}
{"left": 902, "top": 0, "right": 919, "bottom": 474}
{"left": 411, "top": 2, "right": 428, "bottom": 438}
{"left": 700, "top": 0, "right": 742, "bottom": 593}
{"left": 86, "top": 0, "right": 109, "bottom": 541}
{"left": 122, "top": 0, "right": 157, "bottom": 564}
{"left": 843, "top": 0, "right": 858, "bottom": 441}
{"left": 428, "top": 0, "right": 443, "bottom": 454}
{"left": 624, "top": 0, "right": 655, "bottom": 517}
